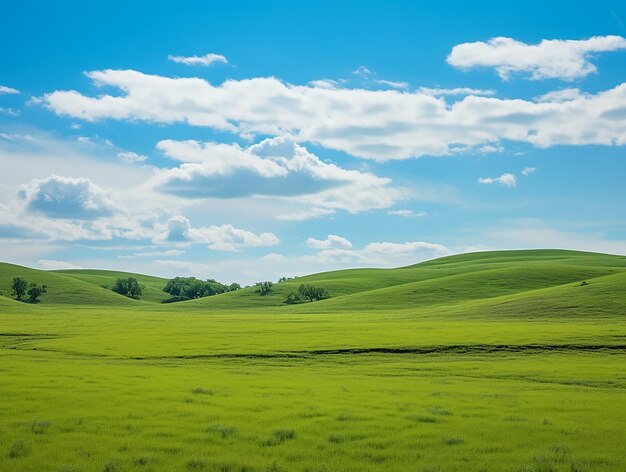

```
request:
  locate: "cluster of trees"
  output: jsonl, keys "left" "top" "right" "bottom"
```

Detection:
{"left": 162, "top": 277, "right": 241, "bottom": 302}
{"left": 112, "top": 277, "right": 143, "bottom": 299}
{"left": 255, "top": 281, "right": 273, "bottom": 295}
{"left": 11, "top": 277, "right": 47, "bottom": 303}
{"left": 285, "top": 284, "right": 329, "bottom": 304}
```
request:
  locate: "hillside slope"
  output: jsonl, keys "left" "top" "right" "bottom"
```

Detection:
{"left": 0, "top": 263, "right": 148, "bottom": 306}
{"left": 54, "top": 269, "right": 169, "bottom": 304}
{"left": 176, "top": 249, "right": 626, "bottom": 313}
{"left": 1, "top": 249, "right": 625, "bottom": 314}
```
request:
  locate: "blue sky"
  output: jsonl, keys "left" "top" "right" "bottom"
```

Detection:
{"left": 1, "top": 0, "right": 625, "bottom": 283}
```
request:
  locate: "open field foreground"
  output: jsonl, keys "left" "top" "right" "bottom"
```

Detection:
{"left": 1, "top": 250, "right": 626, "bottom": 471}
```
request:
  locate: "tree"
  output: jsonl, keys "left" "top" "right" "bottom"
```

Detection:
{"left": 112, "top": 277, "right": 143, "bottom": 299}
{"left": 256, "top": 281, "right": 273, "bottom": 295}
{"left": 297, "top": 284, "right": 329, "bottom": 302}
{"left": 11, "top": 277, "right": 28, "bottom": 301}
{"left": 228, "top": 283, "right": 242, "bottom": 291}
{"left": 27, "top": 283, "right": 47, "bottom": 303}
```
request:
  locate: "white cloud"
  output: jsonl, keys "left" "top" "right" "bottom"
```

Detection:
{"left": 158, "top": 215, "right": 279, "bottom": 251}
{"left": 305, "top": 234, "right": 352, "bottom": 249}
{"left": 419, "top": 87, "right": 495, "bottom": 96}
{"left": 308, "top": 79, "right": 340, "bottom": 89}
{"left": 167, "top": 53, "right": 227, "bottom": 66}
{"left": 0, "top": 132, "right": 284, "bottom": 248}
{"left": 522, "top": 167, "right": 536, "bottom": 176}
{"left": 19, "top": 174, "right": 119, "bottom": 219}
{"left": 41, "top": 69, "right": 626, "bottom": 160}
{"left": 152, "top": 136, "right": 403, "bottom": 218}
{"left": 478, "top": 173, "right": 517, "bottom": 187}
{"left": 376, "top": 79, "right": 409, "bottom": 89}
{"left": 117, "top": 151, "right": 148, "bottom": 163}
{"left": 447, "top": 35, "right": 626, "bottom": 80}
{"left": 37, "top": 259, "right": 82, "bottom": 270}
{"left": 536, "top": 88, "right": 583, "bottom": 103}
{"left": 312, "top": 241, "right": 451, "bottom": 265}
{"left": 0, "top": 85, "right": 19, "bottom": 94}
{"left": 388, "top": 209, "right": 428, "bottom": 218}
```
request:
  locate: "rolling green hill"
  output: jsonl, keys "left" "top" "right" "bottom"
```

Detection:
{"left": 1, "top": 249, "right": 625, "bottom": 314}
{"left": 174, "top": 249, "right": 626, "bottom": 314}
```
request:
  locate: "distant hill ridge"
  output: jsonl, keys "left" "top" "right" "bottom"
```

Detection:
{"left": 1, "top": 249, "right": 625, "bottom": 317}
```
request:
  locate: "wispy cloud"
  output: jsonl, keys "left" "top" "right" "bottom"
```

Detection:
{"left": 478, "top": 173, "right": 517, "bottom": 187}
{"left": 37, "top": 259, "right": 82, "bottom": 270}
{"left": 418, "top": 87, "right": 495, "bottom": 96}
{"left": 388, "top": 209, "right": 428, "bottom": 218}
{"left": 0, "top": 85, "right": 19, "bottom": 94}
{"left": 167, "top": 53, "right": 227, "bottom": 66}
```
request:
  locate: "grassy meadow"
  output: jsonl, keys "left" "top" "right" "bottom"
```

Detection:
{"left": 1, "top": 249, "right": 626, "bottom": 471}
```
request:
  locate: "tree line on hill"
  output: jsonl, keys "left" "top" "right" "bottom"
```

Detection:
{"left": 112, "top": 275, "right": 330, "bottom": 305}
{"left": 4, "top": 273, "right": 329, "bottom": 306}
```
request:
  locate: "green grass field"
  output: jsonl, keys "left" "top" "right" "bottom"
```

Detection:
{"left": 1, "top": 249, "right": 626, "bottom": 471}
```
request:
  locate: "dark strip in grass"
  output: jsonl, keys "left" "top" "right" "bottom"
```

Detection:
{"left": 125, "top": 343, "right": 626, "bottom": 361}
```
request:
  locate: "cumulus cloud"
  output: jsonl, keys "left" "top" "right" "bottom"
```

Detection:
{"left": 41, "top": 69, "right": 626, "bottom": 160}
{"left": 477, "top": 173, "right": 517, "bottom": 187}
{"left": 0, "top": 85, "right": 19, "bottom": 94}
{"left": 19, "top": 174, "right": 118, "bottom": 219}
{"left": 447, "top": 36, "right": 626, "bottom": 80}
{"left": 522, "top": 167, "right": 536, "bottom": 176}
{"left": 152, "top": 137, "right": 403, "bottom": 218}
{"left": 158, "top": 215, "right": 279, "bottom": 251}
{"left": 167, "top": 53, "right": 227, "bottom": 66}
{"left": 388, "top": 209, "right": 428, "bottom": 217}
{"left": 305, "top": 234, "right": 352, "bottom": 249}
